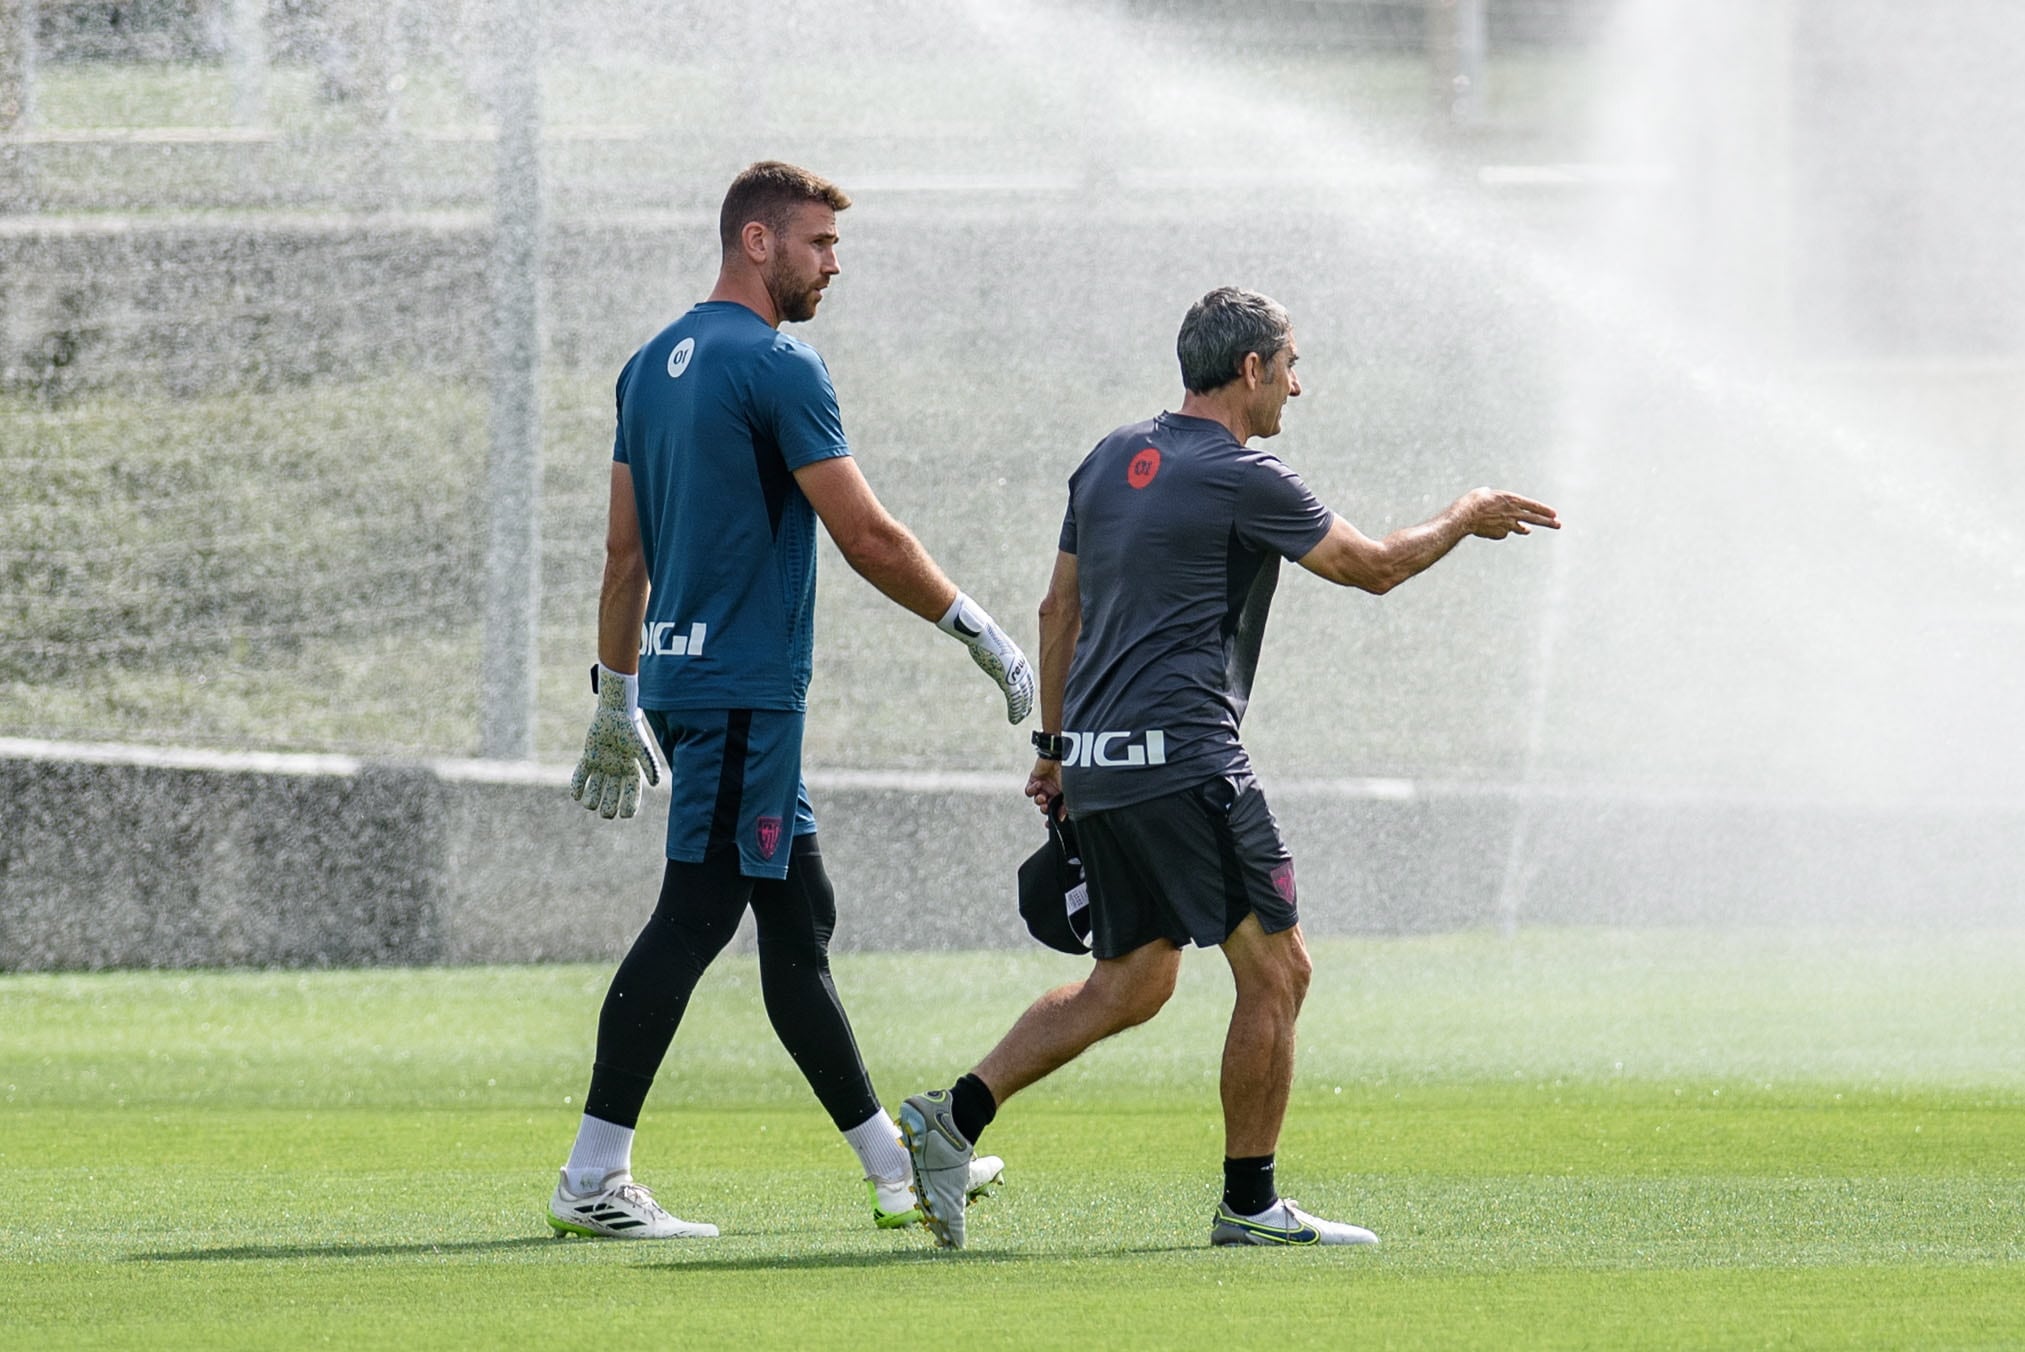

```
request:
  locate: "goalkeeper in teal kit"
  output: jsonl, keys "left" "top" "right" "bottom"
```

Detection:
{"left": 549, "top": 162, "right": 1033, "bottom": 1240}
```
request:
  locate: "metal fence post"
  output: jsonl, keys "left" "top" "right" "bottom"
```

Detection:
{"left": 228, "top": 0, "right": 267, "bottom": 129}
{"left": 480, "top": 0, "right": 543, "bottom": 760}
{"left": 1427, "top": 0, "right": 1488, "bottom": 127}
{"left": 1, "top": 0, "right": 35, "bottom": 130}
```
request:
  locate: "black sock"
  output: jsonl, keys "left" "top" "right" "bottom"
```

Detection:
{"left": 1223, "top": 1154, "right": 1277, "bottom": 1216}
{"left": 950, "top": 1072, "right": 998, "bottom": 1146}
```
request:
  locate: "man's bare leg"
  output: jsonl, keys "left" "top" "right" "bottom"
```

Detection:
{"left": 1218, "top": 915, "right": 1311, "bottom": 1158}
{"left": 974, "top": 938, "right": 1182, "bottom": 1102}
{"left": 900, "top": 939, "right": 1180, "bottom": 1246}
{"left": 1207, "top": 916, "right": 1376, "bottom": 1245}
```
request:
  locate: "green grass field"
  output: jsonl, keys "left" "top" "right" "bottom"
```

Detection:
{"left": 4, "top": 929, "right": 2022, "bottom": 1349}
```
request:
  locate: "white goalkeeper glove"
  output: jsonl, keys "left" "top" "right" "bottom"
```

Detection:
{"left": 937, "top": 591, "right": 1036, "bottom": 724}
{"left": 569, "top": 664, "right": 662, "bottom": 819}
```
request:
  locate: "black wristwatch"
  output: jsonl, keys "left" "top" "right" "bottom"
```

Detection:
{"left": 1031, "top": 730, "right": 1067, "bottom": 761}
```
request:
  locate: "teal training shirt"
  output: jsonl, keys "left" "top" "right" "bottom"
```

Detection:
{"left": 613, "top": 301, "right": 852, "bottom": 711}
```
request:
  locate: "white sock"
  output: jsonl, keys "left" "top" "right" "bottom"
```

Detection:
{"left": 563, "top": 1114, "right": 635, "bottom": 1194}
{"left": 842, "top": 1108, "right": 911, "bottom": 1185}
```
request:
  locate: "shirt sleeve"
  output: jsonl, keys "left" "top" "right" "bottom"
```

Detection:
{"left": 1235, "top": 455, "right": 1334, "bottom": 561}
{"left": 1059, "top": 445, "right": 1102, "bottom": 554}
{"left": 762, "top": 341, "right": 853, "bottom": 470}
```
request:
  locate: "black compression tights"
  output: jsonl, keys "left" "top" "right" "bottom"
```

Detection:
{"left": 583, "top": 833, "right": 880, "bottom": 1132}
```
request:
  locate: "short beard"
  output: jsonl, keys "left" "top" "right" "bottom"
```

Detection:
{"left": 767, "top": 261, "right": 820, "bottom": 324}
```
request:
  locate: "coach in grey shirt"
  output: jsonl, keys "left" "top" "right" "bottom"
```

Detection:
{"left": 899, "top": 286, "right": 1559, "bottom": 1250}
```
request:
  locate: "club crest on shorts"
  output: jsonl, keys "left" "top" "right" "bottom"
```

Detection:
{"left": 1270, "top": 862, "right": 1297, "bottom": 905}
{"left": 755, "top": 815, "right": 783, "bottom": 861}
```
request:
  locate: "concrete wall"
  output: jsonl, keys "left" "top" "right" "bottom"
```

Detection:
{"left": 0, "top": 743, "right": 1052, "bottom": 970}
{"left": 3, "top": 739, "right": 2021, "bottom": 972}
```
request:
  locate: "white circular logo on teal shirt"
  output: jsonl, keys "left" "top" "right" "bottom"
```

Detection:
{"left": 666, "top": 337, "right": 695, "bottom": 379}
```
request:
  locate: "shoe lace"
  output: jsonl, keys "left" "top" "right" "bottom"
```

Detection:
{"left": 611, "top": 1180, "right": 669, "bottom": 1217}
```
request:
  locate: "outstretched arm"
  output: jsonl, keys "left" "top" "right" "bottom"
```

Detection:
{"left": 794, "top": 454, "right": 957, "bottom": 618}
{"left": 795, "top": 454, "right": 1035, "bottom": 723}
{"left": 1296, "top": 487, "right": 1560, "bottom": 594}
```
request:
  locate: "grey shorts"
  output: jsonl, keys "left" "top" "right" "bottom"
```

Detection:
{"left": 1072, "top": 772, "right": 1298, "bottom": 959}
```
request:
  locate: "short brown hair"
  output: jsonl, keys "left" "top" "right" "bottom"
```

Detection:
{"left": 718, "top": 161, "right": 851, "bottom": 253}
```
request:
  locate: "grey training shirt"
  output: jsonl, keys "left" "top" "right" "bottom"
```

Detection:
{"left": 1058, "top": 411, "right": 1334, "bottom": 814}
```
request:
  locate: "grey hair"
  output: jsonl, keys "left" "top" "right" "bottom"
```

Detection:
{"left": 1176, "top": 287, "right": 1293, "bottom": 393}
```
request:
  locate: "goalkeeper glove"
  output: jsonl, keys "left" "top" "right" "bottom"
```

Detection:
{"left": 569, "top": 663, "right": 662, "bottom": 819}
{"left": 937, "top": 591, "right": 1036, "bottom": 724}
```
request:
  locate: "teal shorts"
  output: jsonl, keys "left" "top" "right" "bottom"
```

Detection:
{"left": 644, "top": 708, "right": 817, "bottom": 880}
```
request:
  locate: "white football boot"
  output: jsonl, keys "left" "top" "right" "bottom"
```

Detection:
{"left": 897, "top": 1090, "right": 977, "bottom": 1248}
{"left": 547, "top": 1169, "right": 718, "bottom": 1239}
{"left": 869, "top": 1155, "right": 1006, "bottom": 1229}
{"left": 1209, "top": 1198, "right": 1378, "bottom": 1247}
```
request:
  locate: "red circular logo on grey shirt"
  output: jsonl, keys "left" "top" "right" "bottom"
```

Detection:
{"left": 1127, "top": 447, "right": 1161, "bottom": 489}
